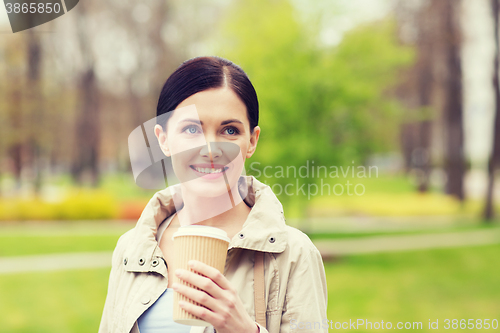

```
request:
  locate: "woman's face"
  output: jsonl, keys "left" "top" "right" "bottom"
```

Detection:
{"left": 154, "top": 87, "right": 260, "bottom": 198}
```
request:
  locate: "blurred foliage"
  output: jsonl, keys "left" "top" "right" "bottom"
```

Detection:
{"left": 307, "top": 175, "right": 491, "bottom": 218}
{"left": 0, "top": 189, "right": 119, "bottom": 221}
{"left": 211, "top": 0, "right": 414, "bottom": 214}
{"left": 310, "top": 192, "right": 486, "bottom": 217}
{"left": 3, "top": 172, "right": 495, "bottom": 220}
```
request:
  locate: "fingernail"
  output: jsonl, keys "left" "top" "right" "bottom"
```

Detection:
{"left": 179, "top": 300, "right": 185, "bottom": 307}
{"left": 172, "top": 283, "right": 178, "bottom": 290}
{"left": 188, "top": 260, "right": 195, "bottom": 268}
{"left": 175, "top": 269, "right": 182, "bottom": 277}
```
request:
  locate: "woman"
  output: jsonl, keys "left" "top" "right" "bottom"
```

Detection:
{"left": 99, "top": 56, "right": 328, "bottom": 333}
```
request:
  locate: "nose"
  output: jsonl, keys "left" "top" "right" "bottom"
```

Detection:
{"left": 199, "top": 142, "right": 222, "bottom": 161}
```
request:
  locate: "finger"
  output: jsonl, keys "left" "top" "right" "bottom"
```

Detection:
{"left": 188, "top": 260, "right": 232, "bottom": 291}
{"left": 175, "top": 268, "right": 224, "bottom": 299}
{"left": 178, "top": 299, "right": 222, "bottom": 326}
{"left": 172, "top": 282, "right": 223, "bottom": 313}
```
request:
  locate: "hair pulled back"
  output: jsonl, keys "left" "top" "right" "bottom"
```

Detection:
{"left": 156, "top": 56, "right": 259, "bottom": 132}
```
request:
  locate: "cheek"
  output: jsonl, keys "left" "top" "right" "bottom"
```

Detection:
{"left": 170, "top": 155, "right": 186, "bottom": 176}
{"left": 229, "top": 146, "right": 246, "bottom": 175}
{"left": 168, "top": 135, "right": 206, "bottom": 156}
{"left": 239, "top": 140, "right": 251, "bottom": 157}
{"left": 170, "top": 149, "right": 198, "bottom": 172}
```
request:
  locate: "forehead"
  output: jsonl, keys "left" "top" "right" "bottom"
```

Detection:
{"left": 169, "top": 87, "right": 248, "bottom": 126}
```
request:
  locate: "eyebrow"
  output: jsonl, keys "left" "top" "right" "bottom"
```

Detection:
{"left": 179, "top": 118, "right": 201, "bottom": 125}
{"left": 220, "top": 119, "right": 243, "bottom": 126}
{"left": 178, "top": 118, "right": 243, "bottom": 126}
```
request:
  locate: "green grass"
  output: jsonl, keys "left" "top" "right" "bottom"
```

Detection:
{"left": 306, "top": 223, "right": 500, "bottom": 240}
{"left": 0, "top": 244, "right": 498, "bottom": 332}
{"left": 326, "top": 244, "right": 500, "bottom": 332}
{"left": 0, "top": 235, "right": 122, "bottom": 256}
{"left": 0, "top": 268, "right": 110, "bottom": 333}
{"left": 0, "top": 221, "right": 498, "bottom": 257}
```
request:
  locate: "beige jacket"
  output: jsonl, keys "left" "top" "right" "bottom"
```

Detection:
{"left": 98, "top": 176, "right": 328, "bottom": 333}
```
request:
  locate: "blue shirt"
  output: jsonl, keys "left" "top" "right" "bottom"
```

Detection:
{"left": 137, "top": 288, "right": 192, "bottom": 333}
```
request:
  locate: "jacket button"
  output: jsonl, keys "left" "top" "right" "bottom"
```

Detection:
{"left": 238, "top": 233, "right": 245, "bottom": 239}
{"left": 269, "top": 237, "right": 275, "bottom": 243}
{"left": 141, "top": 297, "right": 150, "bottom": 305}
{"left": 123, "top": 258, "right": 128, "bottom": 265}
{"left": 139, "top": 258, "right": 145, "bottom": 266}
{"left": 151, "top": 259, "right": 159, "bottom": 267}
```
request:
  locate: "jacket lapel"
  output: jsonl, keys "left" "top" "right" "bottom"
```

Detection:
{"left": 124, "top": 176, "right": 288, "bottom": 273}
{"left": 228, "top": 176, "right": 288, "bottom": 253}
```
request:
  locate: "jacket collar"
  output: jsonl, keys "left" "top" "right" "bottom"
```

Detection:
{"left": 123, "top": 176, "right": 287, "bottom": 273}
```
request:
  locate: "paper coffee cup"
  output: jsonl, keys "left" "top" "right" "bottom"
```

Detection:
{"left": 172, "top": 225, "right": 231, "bottom": 326}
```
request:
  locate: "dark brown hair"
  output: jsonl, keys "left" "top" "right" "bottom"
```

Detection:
{"left": 156, "top": 56, "right": 259, "bottom": 132}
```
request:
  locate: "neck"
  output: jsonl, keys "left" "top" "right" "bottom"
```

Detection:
{"left": 174, "top": 183, "right": 251, "bottom": 233}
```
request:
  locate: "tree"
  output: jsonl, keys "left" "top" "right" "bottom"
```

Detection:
{"left": 70, "top": 0, "right": 101, "bottom": 186}
{"left": 396, "top": 0, "right": 466, "bottom": 200}
{"left": 441, "top": 0, "right": 466, "bottom": 201}
{"left": 3, "top": 37, "right": 26, "bottom": 191}
{"left": 395, "top": 0, "right": 437, "bottom": 192}
{"left": 214, "top": 0, "right": 413, "bottom": 218}
{"left": 25, "top": 28, "right": 44, "bottom": 194}
{"left": 484, "top": 0, "right": 500, "bottom": 221}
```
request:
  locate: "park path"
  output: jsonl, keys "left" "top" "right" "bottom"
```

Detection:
{"left": 0, "top": 251, "right": 112, "bottom": 274}
{"left": 1, "top": 228, "right": 499, "bottom": 274}
{"left": 313, "top": 228, "right": 500, "bottom": 259}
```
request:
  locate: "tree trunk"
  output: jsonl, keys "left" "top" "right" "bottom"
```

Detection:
{"left": 395, "top": 0, "right": 435, "bottom": 189}
{"left": 415, "top": 13, "right": 434, "bottom": 192}
{"left": 8, "top": 79, "right": 23, "bottom": 190}
{"left": 443, "top": 0, "right": 466, "bottom": 201}
{"left": 71, "top": 1, "right": 101, "bottom": 187}
{"left": 71, "top": 68, "right": 101, "bottom": 186}
{"left": 484, "top": 0, "right": 500, "bottom": 222}
{"left": 26, "top": 29, "right": 44, "bottom": 195}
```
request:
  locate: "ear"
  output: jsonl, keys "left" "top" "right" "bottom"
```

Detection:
{"left": 154, "top": 124, "right": 171, "bottom": 157}
{"left": 246, "top": 126, "right": 260, "bottom": 159}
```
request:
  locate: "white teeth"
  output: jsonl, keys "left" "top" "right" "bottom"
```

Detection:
{"left": 193, "top": 167, "right": 224, "bottom": 174}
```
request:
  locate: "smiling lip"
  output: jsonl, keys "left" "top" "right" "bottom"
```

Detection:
{"left": 190, "top": 164, "right": 229, "bottom": 180}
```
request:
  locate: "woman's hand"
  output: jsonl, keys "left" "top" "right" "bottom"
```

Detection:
{"left": 172, "top": 260, "right": 259, "bottom": 333}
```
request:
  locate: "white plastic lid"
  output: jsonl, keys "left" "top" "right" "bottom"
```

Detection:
{"left": 172, "top": 225, "right": 230, "bottom": 243}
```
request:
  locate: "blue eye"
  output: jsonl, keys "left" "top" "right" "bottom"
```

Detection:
{"left": 224, "top": 127, "right": 239, "bottom": 135}
{"left": 183, "top": 125, "right": 200, "bottom": 134}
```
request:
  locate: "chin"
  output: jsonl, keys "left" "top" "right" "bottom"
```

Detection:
{"left": 181, "top": 177, "right": 232, "bottom": 198}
